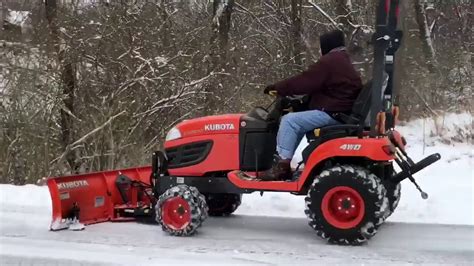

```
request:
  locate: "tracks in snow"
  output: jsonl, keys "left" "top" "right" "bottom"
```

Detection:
{"left": 1, "top": 214, "right": 473, "bottom": 265}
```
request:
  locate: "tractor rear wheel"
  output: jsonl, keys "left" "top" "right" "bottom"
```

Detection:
{"left": 383, "top": 182, "right": 401, "bottom": 219}
{"left": 205, "top": 193, "right": 242, "bottom": 216}
{"left": 155, "top": 185, "right": 208, "bottom": 236}
{"left": 305, "top": 165, "right": 386, "bottom": 245}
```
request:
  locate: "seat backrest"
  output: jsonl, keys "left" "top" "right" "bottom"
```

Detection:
{"left": 350, "top": 81, "right": 373, "bottom": 123}
{"left": 348, "top": 72, "right": 389, "bottom": 126}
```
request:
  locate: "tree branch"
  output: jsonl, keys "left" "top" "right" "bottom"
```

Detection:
{"left": 414, "top": 0, "right": 438, "bottom": 72}
{"left": 307, "top": 0, "right": 341, "bottom": 29}
{"left": 50, "top": 111, "right": 126, "bottom": 167}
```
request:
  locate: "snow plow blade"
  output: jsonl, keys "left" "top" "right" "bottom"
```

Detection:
{"left": 47, "top": 166, "right": 153, "bottom": 231}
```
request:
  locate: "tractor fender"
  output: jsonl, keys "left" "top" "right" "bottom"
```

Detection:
{"left": 296, "top": 137, "right": 393, "bottom": 191}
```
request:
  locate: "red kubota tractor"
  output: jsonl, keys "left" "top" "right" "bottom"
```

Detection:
{"left": 47, "top": 0, "right": 441, "bottom": 245}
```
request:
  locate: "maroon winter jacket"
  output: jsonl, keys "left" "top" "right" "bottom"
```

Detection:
{"left": 274, "top": 49, "right": 362, "bottom": 112}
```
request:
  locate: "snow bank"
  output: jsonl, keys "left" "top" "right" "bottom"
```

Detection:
{"left": 0, "top": 185, "right": 51, "bottom": 229}
{"left": 389, "top": 113, "right": 473, "bottom": 225}
{"left": 397, "top": 112, "right": 472, "bottom": 145}
{"left": 0, "top": 184, "right": 50, "bottom": 208}
{"left": 0, "top": 113, "right": 472, "bottom": 226}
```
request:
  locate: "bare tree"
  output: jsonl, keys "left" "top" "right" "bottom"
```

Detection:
{"left": 205, "top": 0, "right": 235, "bottom": 114}
{"left": 335, "top": 0, "right": 354, "bottom": 31}
{"left": 45, "top": 0, "right": 80, "bottom": 173}
{"left": 209, "top": 0, "right": 234, "bottom": 67}
{"left": 414, "top": 0, "right": 437, "bottom": 72}
{"left": 290, "top": 0, "right": 304, "bottom": 68}
{"left": 0, "top": 0, "right": 5, "bottom": 31}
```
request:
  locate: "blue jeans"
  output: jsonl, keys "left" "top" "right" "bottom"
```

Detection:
{"left": 276, "top": 110, "right": 340, "bottom": 159}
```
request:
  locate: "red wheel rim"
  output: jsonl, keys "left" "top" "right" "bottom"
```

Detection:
{"left": 321, "top": 186, "right": 365, "bottom": 229}
{"left": 161, "top": 197, "right": 191, "bottom": 230}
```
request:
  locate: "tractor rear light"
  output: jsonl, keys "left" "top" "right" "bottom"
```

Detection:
{"left": 382, "top": 144, "right": 396, "bottom": 155}
{"left": 166, "top": 127, "right": 182, "bottom": 141}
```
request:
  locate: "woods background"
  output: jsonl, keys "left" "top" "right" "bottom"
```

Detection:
{"left": 0, "top": 0, "right": 472, "bottom": 184}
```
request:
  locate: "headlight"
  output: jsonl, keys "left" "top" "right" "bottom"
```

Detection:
{"left": 165, "top": 127, "right": 182, "bottom": 141}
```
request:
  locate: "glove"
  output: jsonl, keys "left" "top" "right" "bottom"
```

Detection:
{"left": 264, "top": 85, "right": 276, "bottom": 95}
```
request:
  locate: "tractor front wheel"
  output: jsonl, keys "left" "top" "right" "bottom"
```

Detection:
{"left": 205, "top": 193, "right": 242, "bottom": 216}
{"left": 305, "top": 165, "right": 386, "bottom": 245}
{"left": 155, "top": 185, "right": 208, "bottom": 236}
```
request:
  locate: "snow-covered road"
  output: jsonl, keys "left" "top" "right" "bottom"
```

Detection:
{"left": 1, "top": 213, "right": 473, "bottom": 265}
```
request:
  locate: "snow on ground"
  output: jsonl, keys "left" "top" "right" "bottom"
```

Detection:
{"left": 237, "top": 113, "right": 474, "bottom": 225}
{"left": 0, "top": 185, "right": 473, "bottom": 265}
{"left": 1, "top": 213, "right": 472, "bottom": 265}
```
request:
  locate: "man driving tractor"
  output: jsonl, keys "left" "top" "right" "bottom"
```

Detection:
{"left": 263, "top": 30, "right": 363, "bottom": 181}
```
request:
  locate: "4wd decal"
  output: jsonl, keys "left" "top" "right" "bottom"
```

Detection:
{"left": 57, "top": 180, "right": 89, "bottom": 190}
{"left": 204, "top": 123, "right": 235, "bottom": 131}
{"left": 340, "top": 144, "right": 362, "bottom": 151}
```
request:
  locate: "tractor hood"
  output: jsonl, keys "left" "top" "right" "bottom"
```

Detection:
{"left": 166, "top": 114, "right": 243, "bottom": 141}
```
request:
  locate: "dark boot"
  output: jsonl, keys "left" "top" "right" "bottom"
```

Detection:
{"left": 261, "top": 158, "right": 292, "bottom": 181}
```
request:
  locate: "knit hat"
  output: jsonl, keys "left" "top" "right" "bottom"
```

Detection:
{"left": 320, "top": 30, "right": 346, "bottom": 55}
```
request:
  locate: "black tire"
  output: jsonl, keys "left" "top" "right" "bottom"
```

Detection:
{"left": 305, "top": 165, "right": 387, "bottom": 245}
{"left": 205, "top": 193, "right": 242, "bottom": 216}
{"left": 155, "top": 185, "right": 208, "bottom": 236}
{"left": 383, "top": 182, "right": 401, "bottom": 219}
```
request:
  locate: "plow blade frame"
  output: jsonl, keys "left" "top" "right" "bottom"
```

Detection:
{"left": 47, "top": 166, "right": 152, "bottom": 230}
